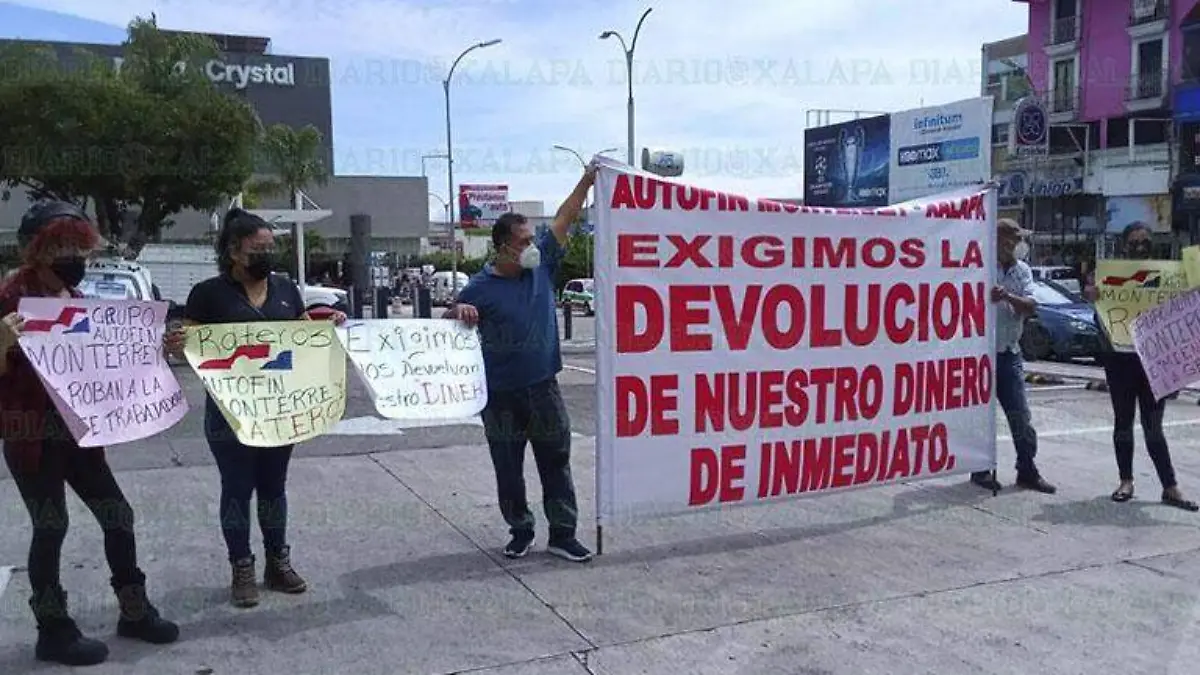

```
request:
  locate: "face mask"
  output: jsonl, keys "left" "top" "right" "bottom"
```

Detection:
{"left": 50, "top": 255, "right": 86, "bottom": 288}
{"left": 1012, "top": 241, "right": 1030, "bottom": 261}
{"left": 1127, "top": 242, "right": 1152, "bottom": 260}
{"left": 518, "top": 245, "right": 541, "bottom": 270}
{"left": 245, "top": 251, "right": 276, "bottom": 280}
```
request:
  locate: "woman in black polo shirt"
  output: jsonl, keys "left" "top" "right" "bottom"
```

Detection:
{"left": 171, "top": 208, "right": 344, "bottom": 607}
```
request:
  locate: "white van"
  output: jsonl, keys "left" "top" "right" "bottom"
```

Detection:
{"left": 430, "top": 271, "right": 471, "bottom": 306}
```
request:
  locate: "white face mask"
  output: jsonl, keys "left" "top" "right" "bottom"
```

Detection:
{"left": 518, "top": 245, "right": 541, "bottom": 269}
{"left": 1013, "top": 241, "right": 1030, "bottom": 261}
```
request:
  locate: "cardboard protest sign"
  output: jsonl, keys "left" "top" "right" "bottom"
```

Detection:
{"left": 1094, "top": 260, "right": 1190, "bottom": 351}
{"left": 592, "top": 157, "right": 997, "bottom": 523}
{"left": 338, "top": 319, "right": 487, "bottom": 421}
{"left": 17, "top": 298, "right": 188, "bottom": 447}
{"left": 1183, "top": 246, "right": 1200, "bottom": 288}
{"left": 184, "top": 321, "right": 346, "bottom": 447}
{"left": 1131, "top": 287, "right": 1200, "bottom": 400}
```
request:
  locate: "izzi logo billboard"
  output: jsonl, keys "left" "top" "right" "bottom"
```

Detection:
{"left": 111, "top": 56, "right": 295, "bottom": 90}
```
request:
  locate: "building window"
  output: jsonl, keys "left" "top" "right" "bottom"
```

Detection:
{"left": 1049, "top": 0, "right": 1079, "bottom": 44}
{"left": 992, "top": 123, "right": 1010, "bottom": 146}
{"left": 1184, "top": 28, "right": 1200, "bottom": 82}
{"left": 1132, "top": 37, "right": 1165, "bottom": 97}
{"left": 1051, "top": 57, "right": 1077, "bottom": 112}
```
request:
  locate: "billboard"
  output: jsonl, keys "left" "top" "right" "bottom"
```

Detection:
{"left": 458, "top": 184, "right": 509, "bottom": 227}
{"left": 2, "top": 38, "right": 335, "bottom": 173}
{"left": 803, "top": 114, "right": 890, "bottom": 207}
{"left": 888, "top": 97, "right": 993, "bottom": 203}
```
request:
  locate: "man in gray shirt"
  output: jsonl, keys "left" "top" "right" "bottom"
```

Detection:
{"left": 971, "top": 218, "right": 1057, "bottom": 493}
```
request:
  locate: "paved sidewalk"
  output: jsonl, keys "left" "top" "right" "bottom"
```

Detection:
{"left": 5, "top": 401, "right": 1200, "bottom": 673}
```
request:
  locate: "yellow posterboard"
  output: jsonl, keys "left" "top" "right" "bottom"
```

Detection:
{"left": 184, "top": 321, "right": 347, "bottom": 447}
{"left": 1094, "top": 259, "right": 1190, "bottom": 351}
{"left": 1182, "top": 246, "right": 1200, "bottom": 288}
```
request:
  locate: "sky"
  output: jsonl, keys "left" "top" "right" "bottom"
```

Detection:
{"left": 0, "top": 0, "right": 1028, "bottom": 218}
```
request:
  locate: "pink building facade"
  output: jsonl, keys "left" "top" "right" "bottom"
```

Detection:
{"left": 1017, "top": 0, "right": 1193, "bottom": 147}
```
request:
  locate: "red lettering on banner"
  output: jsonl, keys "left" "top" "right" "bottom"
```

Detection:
{"left": 614, "top": 283, "right": 986, "bottom": 353}
{"left": 615, "top": 374, "right": 679, "bottom": 437}
{"left": 610, "top": 174, "right": 753, "bottom": 212}
{"left": 941, "top": 239, "right": 984, "bottom": 268}
{"left": 614, "top": 234, "right": 927, "bottom": 270}
{"left": 925, "top": 193, "right": 986, "bottom": 220}
{"left": 693, "top": 365, "right": 887, "bottom": 432}
{"left": 688, "top": 444, "right": 747, "bottom": 505}
{"left": 760, "top": 423, "right": 954, "bottom": 499}
{"left": 892, "top": 356, "right": 993, "bottom": 415}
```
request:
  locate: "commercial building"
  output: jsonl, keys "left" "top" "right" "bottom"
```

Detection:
{"left": 0, "top": 30, "right": 430, "bottom": 259}
{"left": 983, "top": 32, "right": 1099, "bottom": 262}
{"left": 1010, "top": 0, "right": 1186, "bottom": 260}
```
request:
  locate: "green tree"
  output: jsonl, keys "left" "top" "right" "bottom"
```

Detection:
{"left": 279, "top": 229, "right": 325, "bottom": 279}
{"left": 0, "top": 16, "right": 260, "bottom": 255}
{"left": 555, "top": 225, "right": 594, "bottom": 290}
{"left": 248, "top": 123, "right": 329, "bottom": 203}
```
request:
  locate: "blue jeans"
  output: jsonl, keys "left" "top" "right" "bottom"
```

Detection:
{"left": 977, "top": 350, "right": 1039, "bottom": 479}
{"left": 480, "top": 378, "right": 578, "bottom": 540}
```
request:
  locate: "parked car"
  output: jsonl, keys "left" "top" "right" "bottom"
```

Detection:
{"left": 302, "top": 283, "right": 350, "bottom": 314}
{"left": 1020, "top": 279, "right": 1103, "bottom": 361}
{"left": 561, "top": 278, "right": 595, "bottom": 316}
{"left": 1029, "top": 265, "right": 1081, "bottom": 296}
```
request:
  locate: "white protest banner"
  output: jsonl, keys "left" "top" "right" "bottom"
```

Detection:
{"left": 18, "top": 298, "right": 188, "bottom": 447}
{"left": 0, "top": 566, "right": 12, "bottom": 600}
{"left": 338, "top": 319, "right": 486, "bottom": 420}
{"left": 593, "top": 157, "right": 997, "bottom": 523}
{"left": 1131, "top": 287, "right": 1200, "bottom": 400}
{"left": 184, "top": 321, "right": 347, "bottom": 447}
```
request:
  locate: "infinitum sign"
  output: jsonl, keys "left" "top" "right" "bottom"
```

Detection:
{"left": 111, "top": 57, "right": 296, "bottom": 90}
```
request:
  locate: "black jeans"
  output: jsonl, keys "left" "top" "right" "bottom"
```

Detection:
{"left": 480, "top": 378, "right": 578, "bottom": 540}
{"left": 207, "top": 433, "right": 294, "bottom": 562}
{"left": 1102, "top": 353, "right": 1177, "bottom": 489}
{"left": 3, "top": 436, "right": 142, "bottom": 600}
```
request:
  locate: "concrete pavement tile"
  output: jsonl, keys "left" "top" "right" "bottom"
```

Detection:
{"left": 470, "top": 654, "right": 593, "bottom": 674}
{"left": 0, "top": 455, "right": 588, "bottom": 675}
{"left": 586, "top": 563, "right": 1200, "bottom": 675}
{"left": 373, "top": 440, "right": 1141, "bottom": 646}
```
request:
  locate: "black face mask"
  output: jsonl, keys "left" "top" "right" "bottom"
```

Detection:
{"left": 1126, "top": 242, "right": 1152, "bottom": 260}
{"left": 50, "top": 256, "right": 86, "bottom": 288}
{"left": 245, "top": 252, "right": 275, "bottom": 280}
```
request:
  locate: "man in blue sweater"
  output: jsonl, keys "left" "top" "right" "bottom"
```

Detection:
{"left": 447, "top": 166, "right": 595, "bottom": 562}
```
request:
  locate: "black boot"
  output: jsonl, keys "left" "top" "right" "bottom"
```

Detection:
{"left": 113, "top": 576, "right": 180, "bottom": 645}
{"left": 30, "top": 585, "right": 109, "bottom": 666}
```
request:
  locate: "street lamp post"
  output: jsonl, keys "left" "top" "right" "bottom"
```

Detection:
{"left": 552, "top": 145, "right": 619, "bottom": 276}
{"left": 421, "top": 152, "right": 448, "bottom": 177}
{"left": 600, "top": 7, "right": 652, "bottom": 166}
{"left": 444, "top": 39, "right": 502, "bottom": 296}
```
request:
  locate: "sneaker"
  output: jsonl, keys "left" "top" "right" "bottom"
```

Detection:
{"left": 503, "top": 531, "right": 535, "bottom": 559}
{"left": 547, "top": 538, "right": 594, "bottom": 563}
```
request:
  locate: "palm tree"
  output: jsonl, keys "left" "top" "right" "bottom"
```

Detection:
{"left": 250, "top": 123, "right": 329, "bottom": 205}
{"left": 245, "top": 124, "right": 329, "bottom": 280}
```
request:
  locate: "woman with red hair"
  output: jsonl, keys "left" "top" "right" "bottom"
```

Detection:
{"left": 0, "top": 201, "right": 179, "bottom": 666}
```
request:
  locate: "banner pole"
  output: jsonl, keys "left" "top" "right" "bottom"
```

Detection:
{"left": 596, "top": 523, "right": 604, "bottom": 556}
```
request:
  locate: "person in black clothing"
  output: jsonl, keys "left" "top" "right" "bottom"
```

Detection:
{"left": 0, "top": 201, "right": 179, "bottom": 667}
{"left": 168, "top": 209, "right": 345, "bottom": 607}
{"left": 1090, "top": 223, "right": 1197, "bottom": 510}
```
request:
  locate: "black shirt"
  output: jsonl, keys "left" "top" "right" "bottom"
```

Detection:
{"left": 184, "top": 273, "right": 306, "bottom": 443}
{"left": 184, "top": 273, "right": 304, "bottom": 325}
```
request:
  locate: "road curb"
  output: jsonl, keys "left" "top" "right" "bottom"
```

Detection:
{"left": 561, "top": 341, "right": 596, "bottom": 355}
{"left": 1025, "top": 373, "right": 1066, "bottom": 385}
